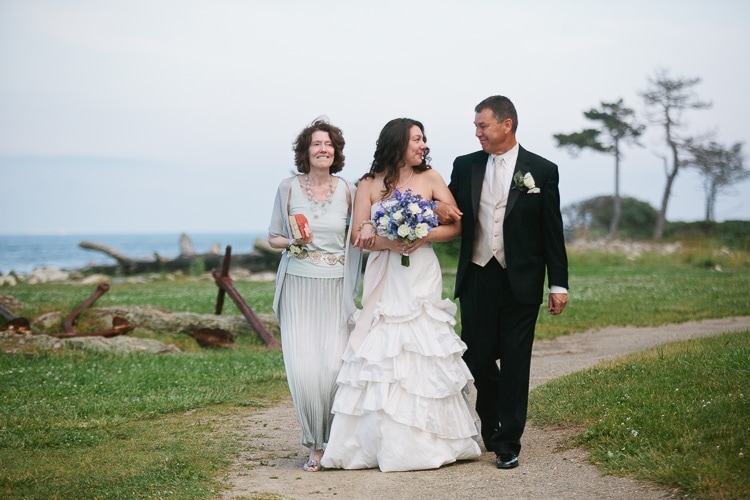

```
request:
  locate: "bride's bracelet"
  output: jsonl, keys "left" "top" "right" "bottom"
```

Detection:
{"left": 359, "top": 220, "right": 376, "bottom": 232}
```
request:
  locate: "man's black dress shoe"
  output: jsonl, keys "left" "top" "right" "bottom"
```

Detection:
{"left": 496, "top": 453, "right": 519, "bottom": 469}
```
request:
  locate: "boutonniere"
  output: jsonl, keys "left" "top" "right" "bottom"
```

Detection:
{"left": 513, "top": 171, "right": 541, "bottom": 193}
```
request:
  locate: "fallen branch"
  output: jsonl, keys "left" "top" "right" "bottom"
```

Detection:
{"left": 78, "top": 235, "right": 281, "bottom": 275}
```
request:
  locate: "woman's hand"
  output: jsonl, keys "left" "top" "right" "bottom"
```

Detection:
{"left": 353, "top": 221, "right": 376, "bottom": 249}
{"left": 295, "top": 231, "right": 313, "bottom": 246}
{"left": 400, "top": 237, "right": 429, "bottom": 255}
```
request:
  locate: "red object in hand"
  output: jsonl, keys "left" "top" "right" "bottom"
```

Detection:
{"left": 289, "top": 214, "right": 310, "bottom": 239}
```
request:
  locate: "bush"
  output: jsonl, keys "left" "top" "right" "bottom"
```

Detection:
{"left": 563, "top": 195, "right": 658, "bottom": 240}
{"left": 665, "top": 220, "right": 750, "bottom": 251}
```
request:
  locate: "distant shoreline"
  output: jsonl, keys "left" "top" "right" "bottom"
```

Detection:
{"left": 0, "top": 232, "right": 265, "bottom": 275}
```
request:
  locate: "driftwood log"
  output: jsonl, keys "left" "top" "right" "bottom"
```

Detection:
{"left": 78, "top": 234, "right": 281, "bottom": 275}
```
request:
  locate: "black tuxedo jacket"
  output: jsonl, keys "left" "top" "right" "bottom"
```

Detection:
{"left": 449, "top": 146, "right": 569, "bottom": 304}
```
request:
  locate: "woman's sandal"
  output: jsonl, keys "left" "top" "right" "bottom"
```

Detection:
{"left": 303, "top": 458, "right": 321, "bottom": 472}
{"left": 304, "top": 449, "right": 324, "bottom": 472}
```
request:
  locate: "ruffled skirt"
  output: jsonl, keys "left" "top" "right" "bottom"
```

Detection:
{"left": 321, "top": 246, "right": 480, "bottom": 472}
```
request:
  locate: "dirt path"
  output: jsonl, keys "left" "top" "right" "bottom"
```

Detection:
{"left": 221, "top": 316, "right": 750, "bottom": 499}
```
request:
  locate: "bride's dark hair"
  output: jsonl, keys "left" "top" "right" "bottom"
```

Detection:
{"left": 362, "top": 118, "right": 431, "bottom": 198}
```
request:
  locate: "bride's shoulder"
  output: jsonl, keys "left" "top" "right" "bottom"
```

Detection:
{"left": 357, "top": 174, "right": 380, "bottom": 190}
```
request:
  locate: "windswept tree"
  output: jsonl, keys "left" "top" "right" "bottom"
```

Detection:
{"left": 684, "top": 140, "right": 747, "bottom": 222}
{"left": 640, "top": 69, "right": 711, "bottom": 239}
{"left": 554, "top": 99, "right": 644, "bottom": 239}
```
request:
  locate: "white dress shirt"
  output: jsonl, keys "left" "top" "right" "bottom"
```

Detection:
{"left": 472, "top": 144, "right": 519, "bottom": 268}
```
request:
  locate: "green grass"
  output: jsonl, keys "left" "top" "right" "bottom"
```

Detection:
{"left": 1, "top": 241, "right": 749, "bottom": 498}
{"left": 529, "top": 330, "right": 750, "bottom": 499}
{"left": 6, "top": 277, "right": 277, "bottom": 317}
{"left": 534, "top": 249, "right": 750, "bottom": 340}
{"left": 0, "top": 349, "right": 287, "bottom": 499}
{"left": 446, "top": 246, "right": 750, "bottom": 340}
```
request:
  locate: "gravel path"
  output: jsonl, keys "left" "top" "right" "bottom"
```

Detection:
{"left": 221, "top": 316, "right": 750, "bottom": 499}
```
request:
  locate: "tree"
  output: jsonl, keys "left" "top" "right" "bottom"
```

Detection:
{"left": 684, "top": 140, "right": 747, "bottom": 222}
{"left": 639, "top": 68, "right": 711, "bottom": 239}
{"left": 554, "top": 99, "right": 644, "bottom": 239}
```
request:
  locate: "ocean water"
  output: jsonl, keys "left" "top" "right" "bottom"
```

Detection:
{"left": 0, "top": 233, "right": 264, "bottom": 275}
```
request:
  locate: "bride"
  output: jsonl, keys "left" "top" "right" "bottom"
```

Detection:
{"left": 321, "top": 118, "right": 481, "bottom": 472}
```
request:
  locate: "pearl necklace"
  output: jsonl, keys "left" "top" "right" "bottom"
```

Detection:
{"left": 304, "top": 174, "right": 335, "bottom": 217}
{"left": 396, "top": 167, "right": 414, "bottom": 189}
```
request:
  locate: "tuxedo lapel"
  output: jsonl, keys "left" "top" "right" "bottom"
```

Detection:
{"left": 504, "top": 146, "right": 528, "bottom": 220}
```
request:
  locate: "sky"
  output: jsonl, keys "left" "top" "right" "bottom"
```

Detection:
{"left": 1, "top": 0, "right": 748, "bottom": 236}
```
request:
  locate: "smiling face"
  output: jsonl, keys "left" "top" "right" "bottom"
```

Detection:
{"left": 474, "top": 107, "right": 515, "bottom": 155}
{"left": 308, "top": 130, "right": 334, "bottom": 171}
{"left": 403, "top": 125, "right": 426, "bottom": 168}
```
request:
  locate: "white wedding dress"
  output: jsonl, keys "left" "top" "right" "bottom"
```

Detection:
{"left": 321, "top": 215, "right": 481, "bottom": 472}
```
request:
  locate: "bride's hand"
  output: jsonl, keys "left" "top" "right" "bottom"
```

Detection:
{"left": 400, "top": 237, "right": 428, "bottom": 255}
{"left": 403, "top": 238, "right": 428, "bottom": 254}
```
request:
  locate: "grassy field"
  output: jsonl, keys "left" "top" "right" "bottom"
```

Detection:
{"left": 1, "top": 240, "right": 749, "bottom": 498}
{"left": 530, "top": 330, "right": 749, "bottom": 499}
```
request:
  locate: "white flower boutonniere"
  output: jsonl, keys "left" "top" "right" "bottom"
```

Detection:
{"left": 513, "top": 171, "right": 541, "bottom": 194}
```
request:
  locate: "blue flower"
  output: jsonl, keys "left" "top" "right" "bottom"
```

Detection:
{"left": 371, "top": 189, "right": 438, "bottom": 266}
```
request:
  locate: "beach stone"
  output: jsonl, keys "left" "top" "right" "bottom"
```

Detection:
{"left": 0, "top": 275, "right": 17, "bottom": 286}
{"left": 88, "top": 305, "right": 278, "bottom": 345}
{"left": 0, "top": 295, "right": 26, "bottom": 312}
{"left": 0, "top": 330, "right": 179, "bottom": 355}
{"left": 33, "top": 311, "right": 63, "bottom": 333}
{"left": 27, "top": 267, "right": 70, "bottom": 284}
{"left": 79, "top": 274, "right": 110, "bottom": 285}
{"left": 65, "top": 335, "right": 181, "bottom": 354}
{"left": 0, "top": 332, "right": 63, "bottom": 353}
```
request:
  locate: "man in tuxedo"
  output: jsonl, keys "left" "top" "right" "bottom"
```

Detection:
{"left": 438, "top": 95, "right": 569, "bottom": 469}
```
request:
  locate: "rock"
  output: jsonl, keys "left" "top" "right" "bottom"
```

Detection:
{"left": 1, "top": 331, "right": 64, "bottom": 353}
{"left": 65, "top": 335, "right": 181, "bottom": 354}
{"left": 80, "top": 274, "right": 110, "bottom": 285}
{"left": 88, "top": 305, "right": 279, "bottom": 345}
{"left": 33, "top": 311, "right": 63, "bottom": 333}
{"left": 1, "top": 330, "right": 181, "bottom": 355}
{"left": 0, "top": 275, "right": 17, "bottom": 286}
{"left": 26, "top": 267, "right": 70, "bottom": 284}
{"left": 0, "top": 295, "right": 26, "bottom": 312}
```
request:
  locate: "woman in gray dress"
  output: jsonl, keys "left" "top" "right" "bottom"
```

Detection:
{"left": 267, "top": 118, "right": 361, "bottom": 472}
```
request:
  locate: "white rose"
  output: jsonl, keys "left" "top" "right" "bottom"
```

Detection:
{"left": 423, "top": 207, "right": 434, "bottom": 217}
{"left": 393, "top": 210, "right": 404, "bottom": 221}
{"left": 408, "top": 202, "right": 421, "bottom": 214}
{"left": 528, "top": 187, "right": 541, "bottom": 194}
{"left": 377, "top": 215, "right": 389, "bottom": 227}
{"left": 523, "top": 173, "right": 536, "bottom": 189}
{"left": 414, "top": 223, "right": 429, "bottom": 238}
{"left": 397, "top": 224, "right": 411, "bottom": 238}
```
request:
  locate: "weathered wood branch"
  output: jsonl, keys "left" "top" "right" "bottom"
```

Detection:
{"left": 78, "top": 241, "right": 136, "bottom": 267}
{"left": 78, "top": 236, "right": 281, "bottom": 275}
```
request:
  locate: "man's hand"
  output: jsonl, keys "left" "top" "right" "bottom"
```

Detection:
{"left": 548, "top": 293, "right": 567, "bottom": 315}
{"left": 434, "top": 202, "right": 463, "bottom": 225}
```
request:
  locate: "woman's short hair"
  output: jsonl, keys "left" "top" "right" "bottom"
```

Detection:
{"left": 293, "top": 119, "right": 346, "bottom": 174}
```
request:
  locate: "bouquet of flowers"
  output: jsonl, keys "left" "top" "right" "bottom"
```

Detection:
{"left": 373, "top": 188, "right": 439, "bottom": 267}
